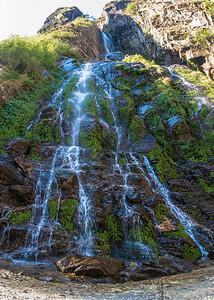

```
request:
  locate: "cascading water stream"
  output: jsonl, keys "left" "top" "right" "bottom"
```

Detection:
{"left": 167, "top": 66, "right": 214, "bottom": 109}
{"left": 1, "top": 31, "right": 213, "bottom": 265}
{"left": 101, "top": 31, "right": 115, "bottom": 60}
{"left": 143, "top": 155, "right": 213, "bottom": 258}
{"left": 11, "top": 60, "right": 95, "bottom": 260}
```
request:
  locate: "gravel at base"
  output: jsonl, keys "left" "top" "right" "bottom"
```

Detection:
{"left": 0, "top": 265, "right": 214, "bottom": 299}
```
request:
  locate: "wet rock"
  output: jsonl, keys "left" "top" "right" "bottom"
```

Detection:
{"left": 9, "top": 185, "right": 34, "bottom": 204}
{"left": 9, "top": 139, "right": 30, "bottom": 155}
{"left": 75, "top": 265, "right": 105, "bottom": 278}
{"left": 156, "top": 254, "right": 197, "bottom": 273}
{"left": 129, "top": 273, "right": 149, "bottom": 281}
{"left": 130, "top": 133, "right": 156, "bottom": 153}
{"left": 141, "top": 263, "right": 175, "bottom": 277}
{"left": 57, "top": 171, "right": 79, "bottom": 197}
{"left": 0, "top": 158, "right": 25, "bottom": 185}
{"left": 40, "top": 106, "right": 59, "bottom": 119}
{"left": 74, "top": 256, "right": 125, "bottom": 282}
{"left": 56, "top": 255, "right": 125, "bottom": 282}
{"left": 55, "top": 254, "right": 84, "bottom": 273}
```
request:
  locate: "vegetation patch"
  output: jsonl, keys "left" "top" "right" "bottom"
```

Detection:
{"left": 174, "top": 67, "right": 214, "bottom": 99}
{"left": 60, "top": 198, "right": 78, "bottom": 221}
{"left": 97, "top": 97, "right": 114, "bottom": 125}
{"left": 166, "top": 223, "right": 189, "bottom": 239}
{"left": 125, "top": 2, "right": 139, "bottom": 15}
{"left": 82, "top": 96, "right": 98, "bottom": 116}
{"left": 129, "top": 114, "right": 147, "bottom": 142}
{"left": 95, "top": 214, "right": 123, "bottom": 255}
{"left": 80, "top": 124, "right": 107, "bottom": 158}
{"left": 146, "top": 144, "right": 178, "bottom": 183}
{"left": 130, "top": 222, "right": 158, "bottom": 256}
{"left": 182, "top": 242, "right": 201, "bottom": 259}
{"left": 9, "top": 210, "right": 31, "bottom": 224}
{"left": 119, "top": 157, "right": 126, "bottom": 164}
{"left": 48, "top": 200, "right": 59, "bottom": 219}
{"left": 154, "top": 203, "right": 171, "bottom": 223}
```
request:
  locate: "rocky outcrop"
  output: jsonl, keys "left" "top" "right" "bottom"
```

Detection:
{"left": 38, "top": 7, "right": 105, "bottom": 61}
{"left": 39, "top": 7, "right": 83, "bottom": 34}
{"left": 56, "top": 255, "right": 126, "bottom": 282}
{"left": 98, "top": 0, "right": 214, "bottom": 77}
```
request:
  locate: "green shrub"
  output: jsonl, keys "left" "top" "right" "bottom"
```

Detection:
{"left": 146, "top": 144, "right": 178, "bottom": 183}
{"left": 131, "top": 222, "right": 158, "bottom": 256}
{"left": 129, "top": 114, "right": 147, "bottom": 142}
{"left": 155, "top": 203, "right": 171, "bottom": 222}
{"left": 48, "top": 201, "right": 58, "bottom": 219}
{"left": 82, "top": 96, "right": 98, "bottom": 116}
{"left": 125, "top": 2, "right": 139, "bottom": 15}
{"left": 60, "top": 198, "right": 78, "bottom": 221}
{"left": 182, "top": 243, "right": 201, "bottom": 259}
{"left": 9, "top": 210, "right": 31, "bottom": 224}
{"left": 119, "top": 157, "right": 126, "bottom": 164}
{"left": 97, "top": 97, "right": 114, "bottom": 125}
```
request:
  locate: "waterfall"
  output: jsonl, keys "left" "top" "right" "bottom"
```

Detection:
{"left": 143, "top": 156, "right": 213, "bottom": 258}
{"left": 101, "top": 31, "right": 114, "bottom": 60}
{"left": 0, "top": 48, "right": 213, "bottom": 265}
{"left": 167, "top": 66, "right": 214, "bottom": 109}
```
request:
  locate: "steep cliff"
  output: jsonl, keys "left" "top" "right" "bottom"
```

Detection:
{"left": 38, "top": 7, "right": 105, "bottom": 61}
{"left": 98, "top": 0, "right": 214, "bottom": 78}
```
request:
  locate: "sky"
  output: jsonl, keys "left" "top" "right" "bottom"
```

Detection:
{"left": 0, "top": 0, "right": 110, "bottom": 41}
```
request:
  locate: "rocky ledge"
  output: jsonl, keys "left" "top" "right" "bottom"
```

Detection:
{"left": 98, "top": 0, "right": 214, "bottom": 79}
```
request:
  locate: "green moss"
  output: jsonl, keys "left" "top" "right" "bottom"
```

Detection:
{"left": 80, "top": 124, "right": 106, "bottom": 158}
{"left": 109, "top": 129, "right": 117, "bottom": 150}
{"left": 129, "top": 114, "right": 147, "bottom": 142}
{"left": 60, "top": 217, "right": 74, "bottom": 234}
{"left": 95, "top": 230, "right": 111, "bottom": 254}
{"left": 174, "top": 67, "right": 214, "bottom": 99}
{"left": 82, "top": 96, "right": 98, "bottom": 116}
{"left": 143, "top": 109, "right": 174, "bottom": 157}
{"left": 123, "top": 54, "right": 164, "bottom": 74}
{"left": 166, "top": 223, "right": 188, "bottom": 239}
{"left": 204, "top": 0, "right": 214, "bottom": 16}
{"left": 95, "top": 214, "right": 122, "bottom": 255}
{"left": 27, "top": 140, "right": 42, "bottom": 161}
{"left": 48, "top": 201, "right": 58, "bottom": 219}
{"left": 178, "top": 138, "right": 208, "bottom": 162}
{"left": 97, "top": 96, "right": 114, "bottom": 125}
{"left": 118, "top": 157, "right": 126, "bottom": 164}
{"left": 125, "top": 2, "right": 139, "bottom": 15}
{"left": 62, "top": 75, "right": 78, "bottom": 101}
{"left": 194, "top": 29, "right": 214, "bottom": 48}
{"left": 64, "top": 102, "right": 74, "bottom": 121}
{"left": 130, "top": 223, "right": 158, "bottom": 256}
{"left": 197, "top": 176, "right": 214, "bottom": 194}
{"left": 60, "top": 198, "right": 78, "bottom": 221}
{"left": 107, "top": 214, "right": 122, "bottom": 242}
{"left": 182, "top": 242, "right": 201, "bottom": 259}
{"left": 200, "top": 106, "right": 211, "bottom": 119}
{"left": 146, "top": 144, "right": 178, "bottom": 183}
{"left": 64, "top": 136, "right": 72, "bottom": 146}
{"left": 87, "top": 78, "right": 96, "bottom": 94}
{"left": 9, "top": 210, "right": 31, "bottom": 224}
{"left": 154, "top": 203, "right": 171, "bottom": 223}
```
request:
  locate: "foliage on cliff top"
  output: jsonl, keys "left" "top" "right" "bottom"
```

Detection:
{"left": 174, "top": 66, "right": 214, "bottom": 99}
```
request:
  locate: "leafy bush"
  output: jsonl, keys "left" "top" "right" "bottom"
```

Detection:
{"left": 9, "top": 210, "right": 31, "bottom": 224}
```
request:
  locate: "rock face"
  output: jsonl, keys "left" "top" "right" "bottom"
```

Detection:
{"left": 98, "top": 0, "right": 214, "bottom": 78}
{"left": 39, "top": 7, "right": 83, "bottom": 33}
{"left": 38, "top": 7, "right": 105, "bottom": 61}
{"left": 56, "top": 255, "right": 126, "bottom": 282}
